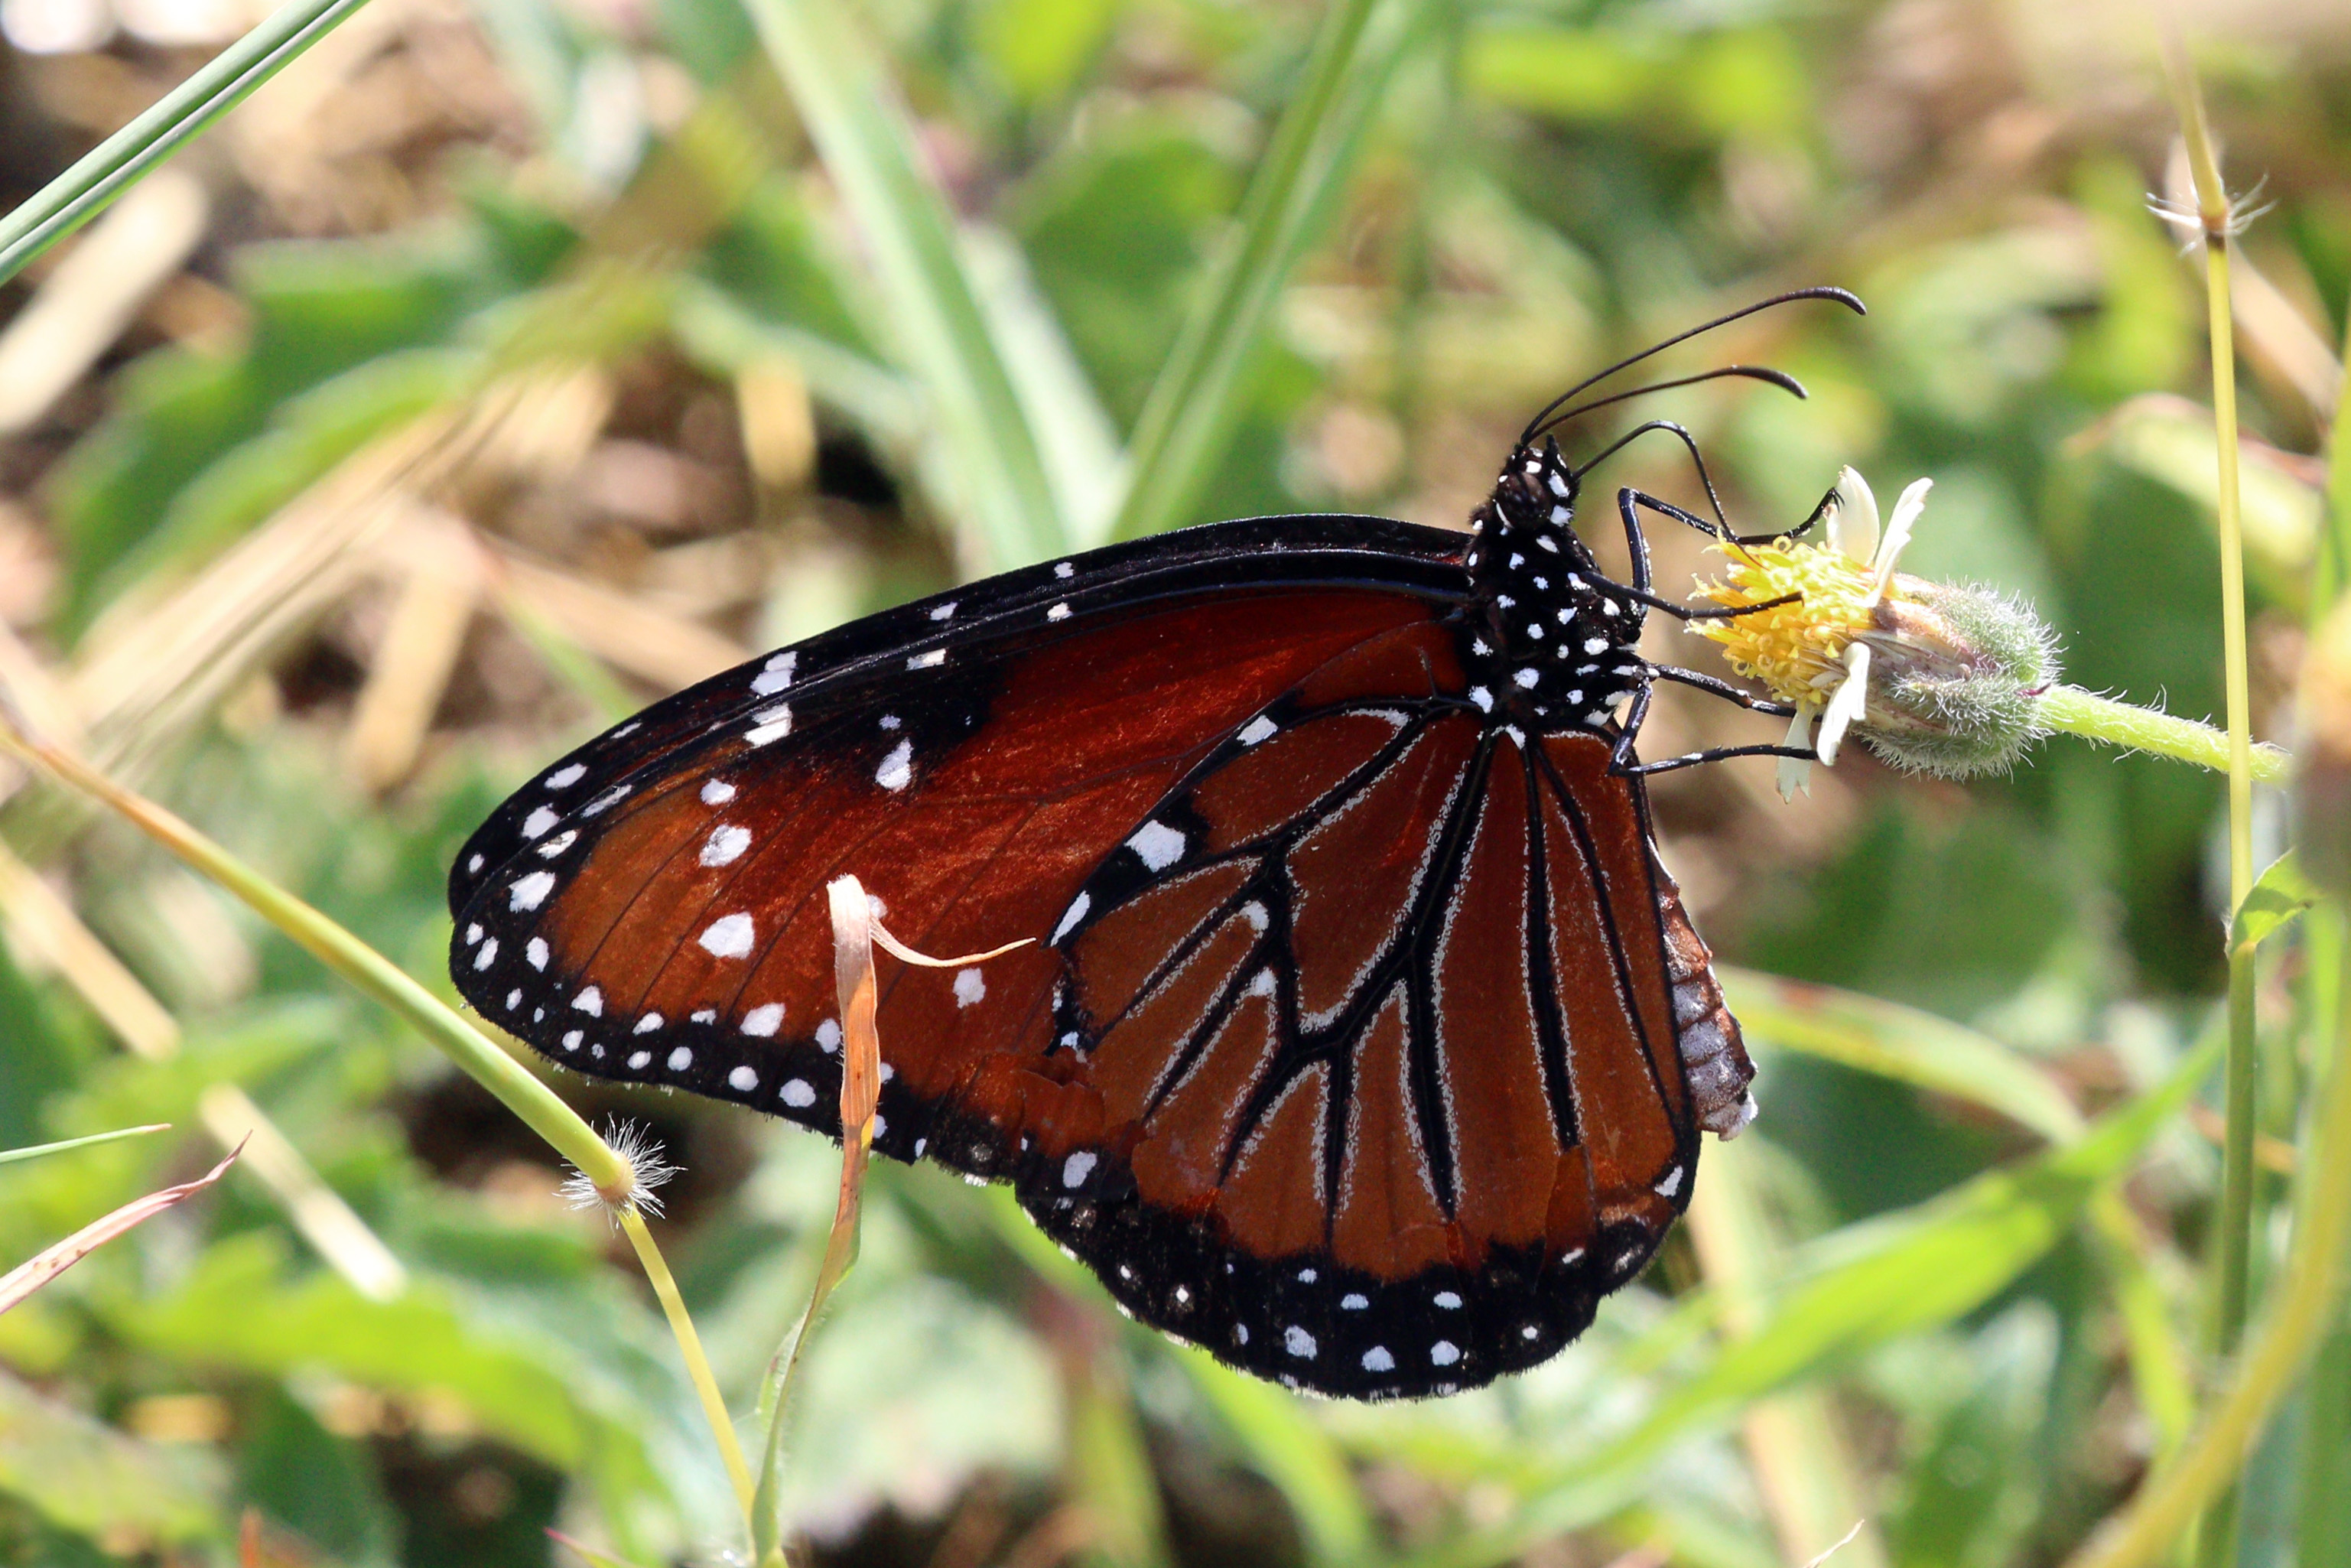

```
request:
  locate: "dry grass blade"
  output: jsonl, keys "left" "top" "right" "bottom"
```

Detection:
{"left": 195, "top": 1084, "right": 407, "bottom": 1301}
{"left": 752, "top": 875, "right": 885, "bottom": 1564}
{"left": 487, "top": 543, "right": 752, "bottom": 693}
{"left": 0, "top": 170, "right": 209, "bottom": 438}
{"left": 0, "top": 1139, "right": 244, "bottom": 1314}
{"left": 344, "top": 509, "right": 483, "bottom": 794}
{"left": 0, "top": 834, "right": 180, "bottom": 1060}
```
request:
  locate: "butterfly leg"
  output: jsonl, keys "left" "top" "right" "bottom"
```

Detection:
{"left": 1597, "top": 497, "right": 1803, "bottom": 620}
{"left": 1607, "top": 679, "right": 1819, "bottom": 777}
{"left": 1650, "top": 663, "right": 1799, "bottom": 718}
{"left": 1571, "top": 421, "right": 1734, "bottom": 539}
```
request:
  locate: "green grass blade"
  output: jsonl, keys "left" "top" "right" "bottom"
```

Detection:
{"left": 1110, "top": 0, "right": 1426, "bottom": 542}
{"left": 1722, "top": 967, "right": 2086, "bottom": 1143}
{"left": 0, "top": 0, "right": 378, "bottom": 286}
{"left": 736, "top": 0, "right": 1068, "bottom": 568}
{"left": 0, "top": 1124, "right": 170, "bottom": 1169}
{"left": 1177, "top": 1352, "right": 1377, "bottom": 1568}
{"left": 1398, "top": 1032, "right": 2223, "bottom": 1568}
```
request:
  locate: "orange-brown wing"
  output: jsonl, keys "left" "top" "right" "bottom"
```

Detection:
{"left": 1013, "top": 720, "right": 1709, "bottom": 1399}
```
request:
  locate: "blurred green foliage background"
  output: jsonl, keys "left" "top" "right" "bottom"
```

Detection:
{"left": 0, "top": 0, "right": 2348, "bottom": 1564}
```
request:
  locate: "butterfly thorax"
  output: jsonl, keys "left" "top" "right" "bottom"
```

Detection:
{"left": 1460, "top": 440, "right": 1647, "bottom": 734}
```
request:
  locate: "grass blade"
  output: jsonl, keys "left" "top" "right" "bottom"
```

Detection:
{"left": 1400, "top": 1032, "right": 2222, "bottom": 1568}
{"left": 0, "top": 1124, "right": 171, "bottom": 1169}
{"left": 1110, "top": 0, "right": 1426, "bottom": 542}
{"left": 1, "top": 1141, "right": 242, "bottom": 1314}
{"left": 737, "top": 0, "right": 1068, "bottom": 568}
{"left": 2163, "top": 45, "right": 2258, "bottom": 1568}
{"left": 0, "top": 0, "right": 378, "bottom": 286}
{"left": 1722, "top": 967, "right": 2085, "bottom": 1143}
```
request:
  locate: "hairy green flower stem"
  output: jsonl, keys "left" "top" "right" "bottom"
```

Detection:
{"left": 2034, "top": 687, "right": 2288, "bottom": 784}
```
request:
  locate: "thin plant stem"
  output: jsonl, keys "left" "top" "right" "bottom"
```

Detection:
{"left": 2164, "top": 43, "right": 2257, "bottom": 1568}
{"left": 2060, "top": 935, "right": 2351, "bottom": 1568}
{"left": 751, "top": 877, "right": 884, "bottom": 1568}
{"left": 0, "top": 0, "right": 377, "bottom": 285}
{"left": 620, "top": 1206, "right": 756, "bottom": 1520}
{"left": 2034, "top": 686, "right": 2288, "bottom": 782}
{"left": 0, "top": 708, "right": 757, "bottom": 1545}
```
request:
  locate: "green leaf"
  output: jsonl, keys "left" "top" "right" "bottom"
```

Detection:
{"left": 1720, "top": 968, "right": 2086, "bottom": 1143}
{"left": 0, "top": 1366, "right": 223, "bottom": 1543}
{"left": 736, "top": 0, "right": 1068, "bottom": 568}
{"left": 1110, "top": 0, "right": 1429, "bottom": 542}
{"left": 2231, "top": 851, "right": 2318, "bottom": 954}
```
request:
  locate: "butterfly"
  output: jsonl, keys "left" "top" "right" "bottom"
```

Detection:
{"left": 447, "top": 289, "right": 1859, "bottom": 1400}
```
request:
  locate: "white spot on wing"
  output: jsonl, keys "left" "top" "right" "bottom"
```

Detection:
{"left": 573, "top": 987, "right": 603, "bottom": 1015}
{"left": 1238, "top": 715, "right": 1278, "bottom": 745}
{"left": 545, "top": 763, "right": 587, "bottom": 789}
{"left": 1430, "top": 1340, "right": 1461, "bottom": 1366}
{"left": 510, "top": 871, "right": 556, "bottom": 911}
{"left": 1340, "top": 1293, "right": 1368, "bottom": 1310}
{"left": 1062, "top": 1152, "right": 1096, "bottom": 1189}
{"left": 930, "top": 601, "right": 958, "bottom": 620}
{"left": 741, "top": 1003, "right": 782, "bottom": 1036}
{"left": 473, "top": 938, "right": 499, "bottom": 971}
{"left": 701, "top": 825, "right": 752, "bottom": 867}
{"left": 1046, "top": 602, "right": 1071, "bottom": 621}
{"left": 751, "top": 652, "right": 796, "bottom": 695}
{"left": 729, "top": 1065, "right": 758, "bottom": 1091}
{"left": 875, "top": 740, "right": 913, "bottom": 791}
{"left": 746, "top": 706, "right": 792, "bottom": 746}
{"left": 1053, "top": 561, "right": 1074, "bottom": 578}
{"left": 634, "top": 1013, "right": 662, "bottom": 1034}
{"left": 667, "top": 1046, "right": 692, "bottom": 1072}
{"left": 699, "top": 912, "right": 756, "bottom": 958}
{"left": 816, "top": 1018, "right": 842, "bottom": 1052}
{"left": 536, "top": 830, "right": 577, "bottom": 858}
{"left": 1283, "top": 1326, "right": 1316, "bottom": 1358}
{"left": 1052, "top": 893, "right": 1090, "bottom": 943}
{"left": 1127, "top": 820, "right": 1185, "bottom": 871}
{"left": 527, "top": 938, "right": 548, "bottom": 970}
{"left": 1433, "top": 1290, "right": 1462, "bottom": 1309}
{"left": 781, "top": 1078, "right": 816, "bottom": 1108}
{"left": 1361, "top": 1346, "right": 1394, "bottom": 1371}
{"left": 583, "top": 785, "right": 629, "bottom": 816}
{"left": 701, "top": 779, "right": 736, "bottom": 805}
{"left": 906, "top": 649, "right": 946, "bottom": 669}
{"left": 953, "top": 968, "right": 986, "bottom": 1007}
{"left": 1655, "top": 1166, "right": 1683, "bottom": 1198}
{"left": 522, "top": 805, "right": 560, "bottom": 840}
{"left": 627, "top": 1050, "right": 652, "bottom": 1070}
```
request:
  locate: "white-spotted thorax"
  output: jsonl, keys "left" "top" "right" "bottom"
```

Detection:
{"left": 1461, "top": 437, "right": 1649, "bottom": 736}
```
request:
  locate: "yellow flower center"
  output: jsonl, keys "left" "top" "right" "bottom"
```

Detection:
{"left": 1690, "top": 539, "right": 1879, "bottom": 708}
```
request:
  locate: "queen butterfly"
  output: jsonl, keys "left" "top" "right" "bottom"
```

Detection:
{"left": 447, "top": 290, "right": 1861, "bottom": 1399}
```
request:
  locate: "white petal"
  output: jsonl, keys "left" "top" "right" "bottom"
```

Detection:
{"left": 1777, "top": 704, "right": 1817, "bottom": 803}
{"left": 1816, "top": 642, "right": 1871, "bottom": 766}
{"left": 1869, "top": 477, "right": 1933, "bottom": 600}
{"left": 1827, "top": 466, "right": 1878, "bottom": 567}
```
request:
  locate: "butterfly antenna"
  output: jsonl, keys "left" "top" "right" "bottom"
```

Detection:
{"left": 1532, "top": 364, "right": 1806, "bottom": 446}
{"left": 1517, "top": 286, "right": 1864, "bottom": 447}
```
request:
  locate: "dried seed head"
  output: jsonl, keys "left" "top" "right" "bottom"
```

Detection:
{"left": 561, "top": 1118, "right": 680, "bottom": 1220}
